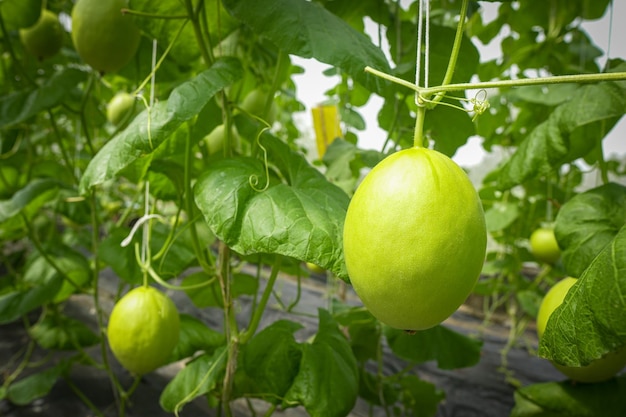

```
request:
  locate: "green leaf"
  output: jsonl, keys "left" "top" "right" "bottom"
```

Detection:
{"left": 396, "top": 375, "right": 446, "bottom": 417}
{"left": 0, "top": 178, "right": 60, "bottom": 222}
{"left": 169, "top": 314, "right": 225, "bottom": 362}
{"left": 511, "top": 375, "right": 626, "bottom": 417}
{"left": 0, "top": 68, "right": 87, "bottom": 129}
{"left": 234, "top": 320, "right": 303, "bottom": 404}
{"left": 539, "top": 226, "right": 626, "bottom": 367}
{"left": 0, "top": 276, "right": 63, "bottom": 325}
{"left": 222, "top": 0, "right": 391, "bottom": 95}
{"left": 497, "top": 82, "right": 626, "bottom": 189}
{"left": 358, "top": 368, "right": 398, "bottom": 407}
{"left": 554, "top": 183, "right": 626, "bottom": 278}
{"left": 23, "top": 247, "right": 91, "bottom": 303}
{"left": 484, "top": 201, "right": 520, "bottom": 233}
{"left": 0, "top": 0, "right": 42, "bottom": 30}
{"left": 511, "top": 84, "right": 581, "bottom": 106}
{"left": 130, "top": 0, "right": 238, "bottom": 64}
{"left": 384, "top": 325, "right": 483, "bottom": 370}
{"left": 5, "top": 361, "right": 69, "bottom": 406}
{"left": 321, "top": 138, "right": 384, "bottom": 196}
{"left": 283, "top": 309, "right": 358, "bottom": 417}
{"left": 79, "top": 58, "right": 243, "bottom": 193}
{"left": 30, "top": 314, "right": 100, "bottom": 350}
{"left": 194, "top": 134, "right": 350, "bottom": 279}
{"left": 426, "top": 103, "right": 476, "bottom": 157}
{"left": 160, "top": 346, "right": 228, "bottom": 413}
{"left": 331, "top": 300, "right": 380, "bottom": 362}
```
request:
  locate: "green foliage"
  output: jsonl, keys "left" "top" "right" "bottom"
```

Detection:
{"left": 555, "top": 183, "right": 626, "bottom": 278}
{"left": 511, "top": 375, "right": 626, "bottom": 417}
{"left": 194, "top": 134, "right": 350, "bottom": 279}
{"left": 1, "top": 0, "right": 625, "bottom": 415}
{"left": 282, "top": 310, "right": 359, "bottom": 417}
{"left": 79, "top": 58, "right": 243, "bottom": 192}
{"left": 539, "top": 225, "right": 626, "bottom": 367}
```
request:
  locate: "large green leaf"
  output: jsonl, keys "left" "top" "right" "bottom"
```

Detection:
{"left": 79, "top": 58, "right": 242, "bottom": 193}
{"left": 4, "top": 361, "right": 69, "bottom": 406}
{"left": 539, "top": 226, "right": 626, "bottom": 367}
{"left": 511, "top": 375, "right": 626, "bottom": 417}
{"left": 194, "top": 134, "right": 350, "bottom": 279}
{"left": 384, "top": 325, "right": 483, "bottom": 370}
{"left": 497, "top": 82, "right": 626, "bottom": 189}
{"left": 234, "top": 320, "right": 303, "bottom": 404}
{"left": 554, "top": 183, "right": 626, "bottom": 278}
{"left": 0, "top": 68, "right": 87, "bottom": 129}
{"left": 283, "top": 309, "right": 359, "bottom": 417}
{"left": 222, "top": 0, "right": 391, "bottom": 95}
{"left": 160, "top": 346, "right": 228, "bottom": 413}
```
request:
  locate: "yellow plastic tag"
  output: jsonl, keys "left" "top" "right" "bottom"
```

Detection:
{"left": 311, "top": 104, "right": 342, "bottom": 158}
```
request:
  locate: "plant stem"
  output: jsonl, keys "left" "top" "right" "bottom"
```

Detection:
{"left": 366, "top": 66, "right": 626, "bottom": 96}
{"left": 65, "top": 377, "right": 106, "bottom": 417}
{"left": 422, "top": 71, "right": 626, "bottom": 95}
{"left": 185, "top": 0, "right": 213, "bottom": 67}
{"left": 184, "top": 125, "right": 211, "bottom": 271}
{"left": 87, "top": 191, "right": 126, "bottom": 411}
{"left": 431, "top": 0, "right": 469, "bottom": 104}
{"left": 413, "top": 106, "right": 426, "bottom": 147}
{"left": 20, "top": 213, "right": 82, "bottom": 291}
{"left": 121, "top": 8, "right": 187, "bottom": 19}
{"left": 240, "top": 259, "right": 282, "bottom": 345}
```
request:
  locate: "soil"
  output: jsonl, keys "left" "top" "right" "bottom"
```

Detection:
{"left": 0, "top": 267, "right": 565, "bottom": 417}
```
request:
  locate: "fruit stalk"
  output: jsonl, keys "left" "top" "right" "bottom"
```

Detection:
{"left": 413, "top": 106, "right": 426, "bottom": 147}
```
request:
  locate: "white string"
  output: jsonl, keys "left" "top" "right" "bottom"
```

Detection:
{"left": 415, "top": 0, "right": 430, "bottom": 104}
{"left": 415, "top": 0, "right": 424, "bottom": 91}
{"left": 606, "top": 0, "right": 614, "bottom": 71}
{"left": 424, "top": 0, "right": 430, "bottom": 89}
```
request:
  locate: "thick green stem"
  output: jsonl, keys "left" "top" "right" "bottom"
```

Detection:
{"left": 431, "top": 0, "right": 469, "bottom": 104}
{"left": 366, "top": 66, "right": 626, "bottom": 95}
{"left": 413, "top": 106, "right": 426, "bottom": 147}
{"left": 422, "top": 71, "right": 626, "bottom": 95}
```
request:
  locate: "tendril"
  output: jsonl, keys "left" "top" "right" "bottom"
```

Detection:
{"left": 469, "top": 89, "right": 490, "bottom": 121}
{"left": 238, "top": 108, "right": 273, "bottom": 193}
{"left": 249, "top": 126, "right": 270, "bottom": 192}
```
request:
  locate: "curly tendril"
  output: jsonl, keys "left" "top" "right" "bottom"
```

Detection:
{"left": 249, "top": 126, "right": 271, "bottom": 192}
{"left": 470, "top": 89, "right": 490, "bottom": 121}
